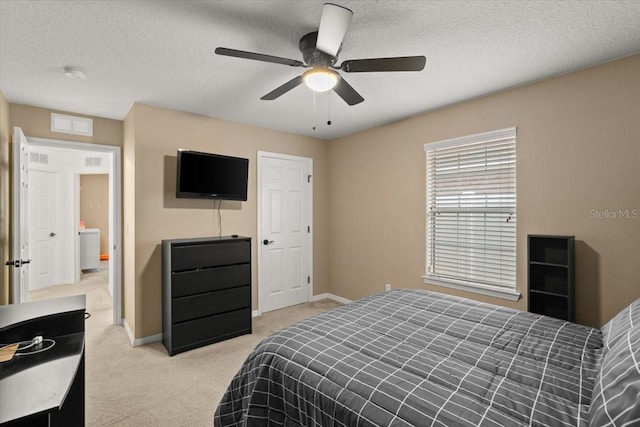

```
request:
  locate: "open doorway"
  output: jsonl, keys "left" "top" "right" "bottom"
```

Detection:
{"left": 78, "top": 173, "right": 110, "bottom": 282}
{"left": 29, "top": 171, "right": 111, "bottom": 317}
{"left": 12, "top": 128, "right": 121, "bottom": 325}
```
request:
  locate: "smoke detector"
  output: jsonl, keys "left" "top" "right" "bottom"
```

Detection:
{"left": 64, "top": 66, "right": 87, "bottom": 80}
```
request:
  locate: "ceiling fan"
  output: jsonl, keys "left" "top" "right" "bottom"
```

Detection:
{"left": 215, "top": 3, "right": 426, "bottom": 106}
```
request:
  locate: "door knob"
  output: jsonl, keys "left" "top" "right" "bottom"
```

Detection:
{"left": 5, "top": 259, "right": 31, "bottom": 267}
{"left": 263, "top": 239, "right": 275, "bottom": 245}
{"left": 49, "top": 232, "right": 56, "bottom": 237}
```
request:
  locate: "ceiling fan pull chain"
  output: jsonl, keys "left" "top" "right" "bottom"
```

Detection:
{"left": 327, "top": 91, "right": 332, "bottom": 126}
{"left": 312, "top": 90, "right": 317, "bottom": 131}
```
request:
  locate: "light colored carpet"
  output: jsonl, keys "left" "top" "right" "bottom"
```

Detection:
{"left": 30, "top": 267, "right": 341, "bottom": 426}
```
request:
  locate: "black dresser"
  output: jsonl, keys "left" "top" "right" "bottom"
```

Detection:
{"left": 162, "top": 236, "right": 252, "bottom": 356}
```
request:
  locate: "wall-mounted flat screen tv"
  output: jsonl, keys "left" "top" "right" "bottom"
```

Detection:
{"left": 176, "top": 150, "right": 249, "bottom": 201}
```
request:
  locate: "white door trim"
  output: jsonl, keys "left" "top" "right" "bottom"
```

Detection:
{"left": 11, "top": 128, "right": 30, "bottom": 304}
{"left": 74, "top": 174, "right": 81, "bottom": 284}
{"left": 257, "top": 151, "right": 313, "bottom": 315}
{"left": 24, "top": 136, "right": 122, "bottom": 326}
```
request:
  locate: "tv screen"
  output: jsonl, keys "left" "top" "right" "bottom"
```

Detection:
{"left": 176, "top": 150, "right": 249, "bottom": 201}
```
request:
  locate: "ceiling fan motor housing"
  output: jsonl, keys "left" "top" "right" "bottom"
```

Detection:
{"left": 300, "top": 32, "right": 338, "bottom": 67}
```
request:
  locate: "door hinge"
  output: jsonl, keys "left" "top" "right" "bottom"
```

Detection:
{"left": 307, "top": 276, "right": 310, "bottom": 284}
{"left": 307, "top": 226, "right": 310, "bottom": 233}
{"left": 307, "top": 175, "right": 312, "bottom": 183}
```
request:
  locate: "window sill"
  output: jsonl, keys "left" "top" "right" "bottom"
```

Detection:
{"left": 422, "top": 275, "right": 521, "bottom": 302}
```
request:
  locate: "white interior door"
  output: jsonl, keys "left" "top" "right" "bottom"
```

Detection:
{"left": 259, "top": 152, "right": 312, "bottom": 313}
{"left": 28, "top": 170, "right": 59, "bottom": 291}
{"left": 11, "top": 127, "right": 30, "bottom": 303}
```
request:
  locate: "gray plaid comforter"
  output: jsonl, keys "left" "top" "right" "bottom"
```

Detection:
{"left": 214, "top": 289, "right": 603, "bottom": 426}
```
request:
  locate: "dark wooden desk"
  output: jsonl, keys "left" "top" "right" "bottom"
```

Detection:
{"left": 0, "top": 295, "right": 86, "bottom": 426}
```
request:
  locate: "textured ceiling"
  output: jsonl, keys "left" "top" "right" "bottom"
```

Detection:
{"left": 1, "top": 1, "right": 639, "bottom": 140}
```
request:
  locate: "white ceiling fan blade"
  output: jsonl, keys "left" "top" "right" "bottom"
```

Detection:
{"left": 316, "top": 3, "right": 353, "bottom": 57}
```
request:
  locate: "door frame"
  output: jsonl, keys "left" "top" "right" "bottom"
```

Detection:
{"left": 11, "top": 127, "right": 30, "bottom": 304}
{"left": 17, "top": 136, "right": 122, "bottom": 326}
{"left": 257, "top": 151, "right": 313, "bottom": 315}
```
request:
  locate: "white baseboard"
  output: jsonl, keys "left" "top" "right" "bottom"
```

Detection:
{"left": 311, "top": 293, "right": 352, "bottom": 305}
{"left": 252, "top": 309, "right": 261, "bottom": 318}
{"left": 133, "top": 333, "right": 162, "bottom": 347}
{"left": 122, "top": 319, "right": 135, "bottom": 345}
{"left": 122, "top": 319, "right": 162, "bottom": 347}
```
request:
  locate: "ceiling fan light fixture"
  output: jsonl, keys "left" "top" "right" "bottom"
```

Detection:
{"left": 303, "top": 68, "right": 338, "bottom": 92}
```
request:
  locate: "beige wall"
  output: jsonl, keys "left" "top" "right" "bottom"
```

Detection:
{"left": 125, "top": 103, "right": 329, "bottom": 338}
{"left": 80, "top": 174, "right": 109, "bottom": 254}
{"left": 328, "top": 54, "right": 640, "bottom": 328}
{"left": 9, "top": 104, "right": 123, "bottom": 147}
{"left": 0, "top": 92, "right": 10, "bottom": 305}
{"left": 123, "top": 105, "right": 136, "bottom": 333}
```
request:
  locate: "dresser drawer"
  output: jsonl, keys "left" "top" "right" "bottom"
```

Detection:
{"left": 172, "top": 285, "right": 250, "bottom": 323}
{"left": 171, "top": 264, "right": 250, "bottom": 297}
{"left": 172, "top": 308, "right": 251, "bottom": 349}
{"left": 171, "top": 240, "right": 250, "bottom": 271}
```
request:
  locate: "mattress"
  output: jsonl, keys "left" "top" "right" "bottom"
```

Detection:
{"left": 215, "top": 289, "right": 612, "bottom": 426}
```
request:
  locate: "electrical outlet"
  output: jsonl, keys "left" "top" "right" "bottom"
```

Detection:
{"left": 385, "top": 283, "right": 391, "bottom": 291}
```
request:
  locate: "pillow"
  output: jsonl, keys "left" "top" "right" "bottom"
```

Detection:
{"left": 601, "top": 298, "right": 640, "bottom": 351}
{"left": 589, "top": 326, "right": 640, "bottom": 426}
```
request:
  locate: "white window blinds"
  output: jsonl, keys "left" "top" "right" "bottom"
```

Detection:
{"left": 424, "top": 127, "right": 516, "bottom": 295}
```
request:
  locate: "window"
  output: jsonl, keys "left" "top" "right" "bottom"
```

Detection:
{"left": 423, "top": 127, "right": 519, "bottom": 300}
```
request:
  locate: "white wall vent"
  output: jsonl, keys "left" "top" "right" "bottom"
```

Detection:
{"left": 51, "top": 113, "right": 93, "bottom": 136}
{"left": 29, "top": 152, "right": 49, "bottom": 164}
{"left": 85, "top": 156, "right": 102, "bottom": 167}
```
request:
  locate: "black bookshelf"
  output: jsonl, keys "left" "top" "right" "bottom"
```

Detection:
{"left": 528, "top": 235, "right": 575, "bottom": 322}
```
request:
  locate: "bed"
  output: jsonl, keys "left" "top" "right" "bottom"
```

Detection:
{"left": 214, "top": 289, "right": 640, "bottom": 426}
